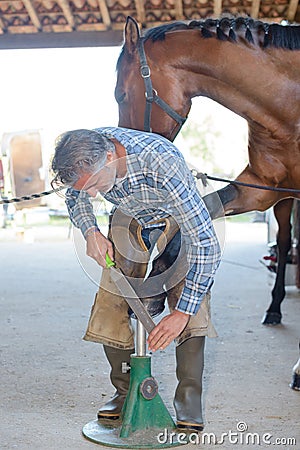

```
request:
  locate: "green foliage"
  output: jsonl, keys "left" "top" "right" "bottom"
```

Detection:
{"left": 179, "top": 103, "right": 248, "bottom": 178}
{"left": 181, "top": 115, "right": 220, "bottom": 162}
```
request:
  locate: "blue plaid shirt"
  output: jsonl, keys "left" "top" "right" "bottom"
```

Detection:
{"left": 66, "top": 127, "right": 221, "bottom": 315}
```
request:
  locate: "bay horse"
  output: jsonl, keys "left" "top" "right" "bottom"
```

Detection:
{"left": 115, "top": 16, "right": 300, "bottom": 327}
{"left": 115, "top": 16, "right": 300, "bottom": 217}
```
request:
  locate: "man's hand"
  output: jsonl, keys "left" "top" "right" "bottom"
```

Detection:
{"left": 86, "top": 230, "right": 114, "bottom": 267}
{"left": 147, "top": 310, "right": 190, "bottom": 352}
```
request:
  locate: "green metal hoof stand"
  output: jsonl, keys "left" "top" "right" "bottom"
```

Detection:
{"left": 82, "top": 321, "right": 185, "bottom": 448}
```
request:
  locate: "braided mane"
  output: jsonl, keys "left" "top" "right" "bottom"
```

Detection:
{"left": 143, "top": 17, "right": 300, "bottom": 50}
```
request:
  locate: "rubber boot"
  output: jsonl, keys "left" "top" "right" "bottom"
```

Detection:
{"left": 97, "top": 346, "right": 133, "bottom": 420}
{"left": 174, "top": 336, "right": 205, "bottom": 432}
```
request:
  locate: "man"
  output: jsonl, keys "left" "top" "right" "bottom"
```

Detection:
{"left": 51, "top": 126, "right": 221, "bottom": 431}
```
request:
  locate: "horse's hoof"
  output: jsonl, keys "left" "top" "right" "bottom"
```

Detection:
{"left": 128, "top": 296, "right": 165, "bottom": 319}
{"left": 289, "top": 372, "right": 300, "bottom": 391}
{"left": 261, "top": 311, "right": 282, "bottom": 325}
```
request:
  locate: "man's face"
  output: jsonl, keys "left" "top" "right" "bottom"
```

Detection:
{"left": 73, "top": 152, "right": 117, "bottom": 196}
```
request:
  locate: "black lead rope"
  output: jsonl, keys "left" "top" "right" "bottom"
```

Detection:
{"left": 0, "top": 187, "right": 65, "bottom": 205}
{"left": 2, "top": 172, "right": 300, "bottom": 206}
{"left": 192, "top": 170, "right": 300, "bottom": 194}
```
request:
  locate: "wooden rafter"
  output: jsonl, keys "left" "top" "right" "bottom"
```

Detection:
{"left": 134, "top": 0, "right": 145, "bottom": 24}
{"left": 97, "top": 0, "right": 111, "bottom": 28}
{"left": 214, "top": 0, "right": 222, "bottom": 17}
{"left": 22, "top": 0, "right": 42, "bottom": 30}
{"left": 0, "top": 0, "right": 299, "bottom": 49}
{"left": 174, "top": 0, "right": 184, "bottom": 20}
{"left": 57, "top": 0, "right": 75, "bottom": 30}
{"left": 0, "top": 16, "right": 6, "bottom": 34}
{"left": 287, "top": 0, "right": 299, "bottom": 22}
{"left": 251, "top": 0, "right": 261, "bottom": 19}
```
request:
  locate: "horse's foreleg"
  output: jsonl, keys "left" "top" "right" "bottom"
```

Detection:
{"left": 203, "top": 165, "right": 283, "bottom": 219}
{"left": 262, "top": 199, "right": 293, "bottom": 325}
{"left": 203, "top": 184, "right": 237, "bottom": 219}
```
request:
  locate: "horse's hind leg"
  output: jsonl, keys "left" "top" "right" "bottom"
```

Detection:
{"left": 290, "top": 342, "right": 300, "bottom": 391}
{"left": 262, "top": 198, "right": 293, "bottom": 325}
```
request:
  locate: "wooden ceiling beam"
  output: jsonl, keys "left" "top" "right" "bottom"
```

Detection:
{"left": 97, "top": 0, "right": 111, "bottom": 28}
{"left": 134, "top": 0, "right": 145, "bottom": 24}
{"left": 0, "top": 30, "right": 124, "bottom": 49}
{"left": 174, "top": 0, "right": 184, "bottom": 20}
{"left": 287, "top": 0, "right": 299, "bottom": 22}
{"left": 214, "top": 0, "right": 222, "bottom": 17}
{"left": 57, "top": 0, "right": 75, "bottom": 30}
{"left": 0, "top": 17, "right": 6, "bottom": 34}
{"left": 251, "top": 0, "right": 261, "bottom": 19}
{"left": 22, "top": 0, "right": 42, "bottom": 31}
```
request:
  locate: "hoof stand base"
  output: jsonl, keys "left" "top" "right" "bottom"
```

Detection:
{"left": 83, "top": 355, "right": 185, "bottom": 448}
{"left": 82, "top": 419, "right": 184, "bottom": 448}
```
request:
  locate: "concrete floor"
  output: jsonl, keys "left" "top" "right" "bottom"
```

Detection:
{"left": 0, "top": 219, "right": 299, "bottom": 450}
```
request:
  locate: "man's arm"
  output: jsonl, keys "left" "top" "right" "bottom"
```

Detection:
{"left": 166, "top": 181, "right": 221, "bottom": 314}
{"left": 65, "top": 188, "right": 98, "bottom": 236}
{"left": 65, "top": 188, "right": 114, "bottom": 266}
{"left": 147, "top": 310, "right": 190, "bottom": 351}
{"left": 145, "top": 155, "right": 221, "bottom": 351}
{"left": 148, "top": 190, "right": 220, "bottom": 350}
{"left": 138, "top": 150, "right": 221, "bottom": 315}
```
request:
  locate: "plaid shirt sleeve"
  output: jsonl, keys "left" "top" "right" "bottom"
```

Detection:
{"left": 142, "top": 152, "right": 221, "bottom": 315}
{"left": 65, "top": 188, "right": 98, "bottom": 237}
{"left": 170, "top": 187, "right": 221, "bottom": 315}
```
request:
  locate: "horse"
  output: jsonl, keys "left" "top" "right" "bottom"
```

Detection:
{"left": 115, "top": 16, "right": 300, "bottom": 218}
{"left": 115, "top": 17, "right": 300, "bottom": 385}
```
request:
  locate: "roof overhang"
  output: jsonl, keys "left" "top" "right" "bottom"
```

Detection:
{"left": 0, "top": 0, "right": 299, "bottom": 50}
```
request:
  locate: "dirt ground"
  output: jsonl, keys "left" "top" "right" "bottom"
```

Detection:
{"left": 0, "top": 218, "right": 299, "bottom": 450}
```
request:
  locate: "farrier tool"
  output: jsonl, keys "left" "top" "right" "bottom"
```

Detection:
{"left": 105, "top": 254, "right": 155, "bottom": 334}
{"left": 82, "top": 254, "right": 183, "bottom": 448}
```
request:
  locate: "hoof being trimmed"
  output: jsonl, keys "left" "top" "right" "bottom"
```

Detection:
{"left": 261, "top": 311, "right": 282, "bottom": 325}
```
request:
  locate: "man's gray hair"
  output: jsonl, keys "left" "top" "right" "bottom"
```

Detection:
{"left": 51, "top": 129, "right": 115, "bottom": 186}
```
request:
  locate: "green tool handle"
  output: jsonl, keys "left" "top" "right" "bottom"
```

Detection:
{"left": 105, "top": 253, "right": 115, "bottom": 268}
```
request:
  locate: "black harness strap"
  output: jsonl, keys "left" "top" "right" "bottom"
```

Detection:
{"left": 137, "top": 38, "right": 186, "bottom": 135}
